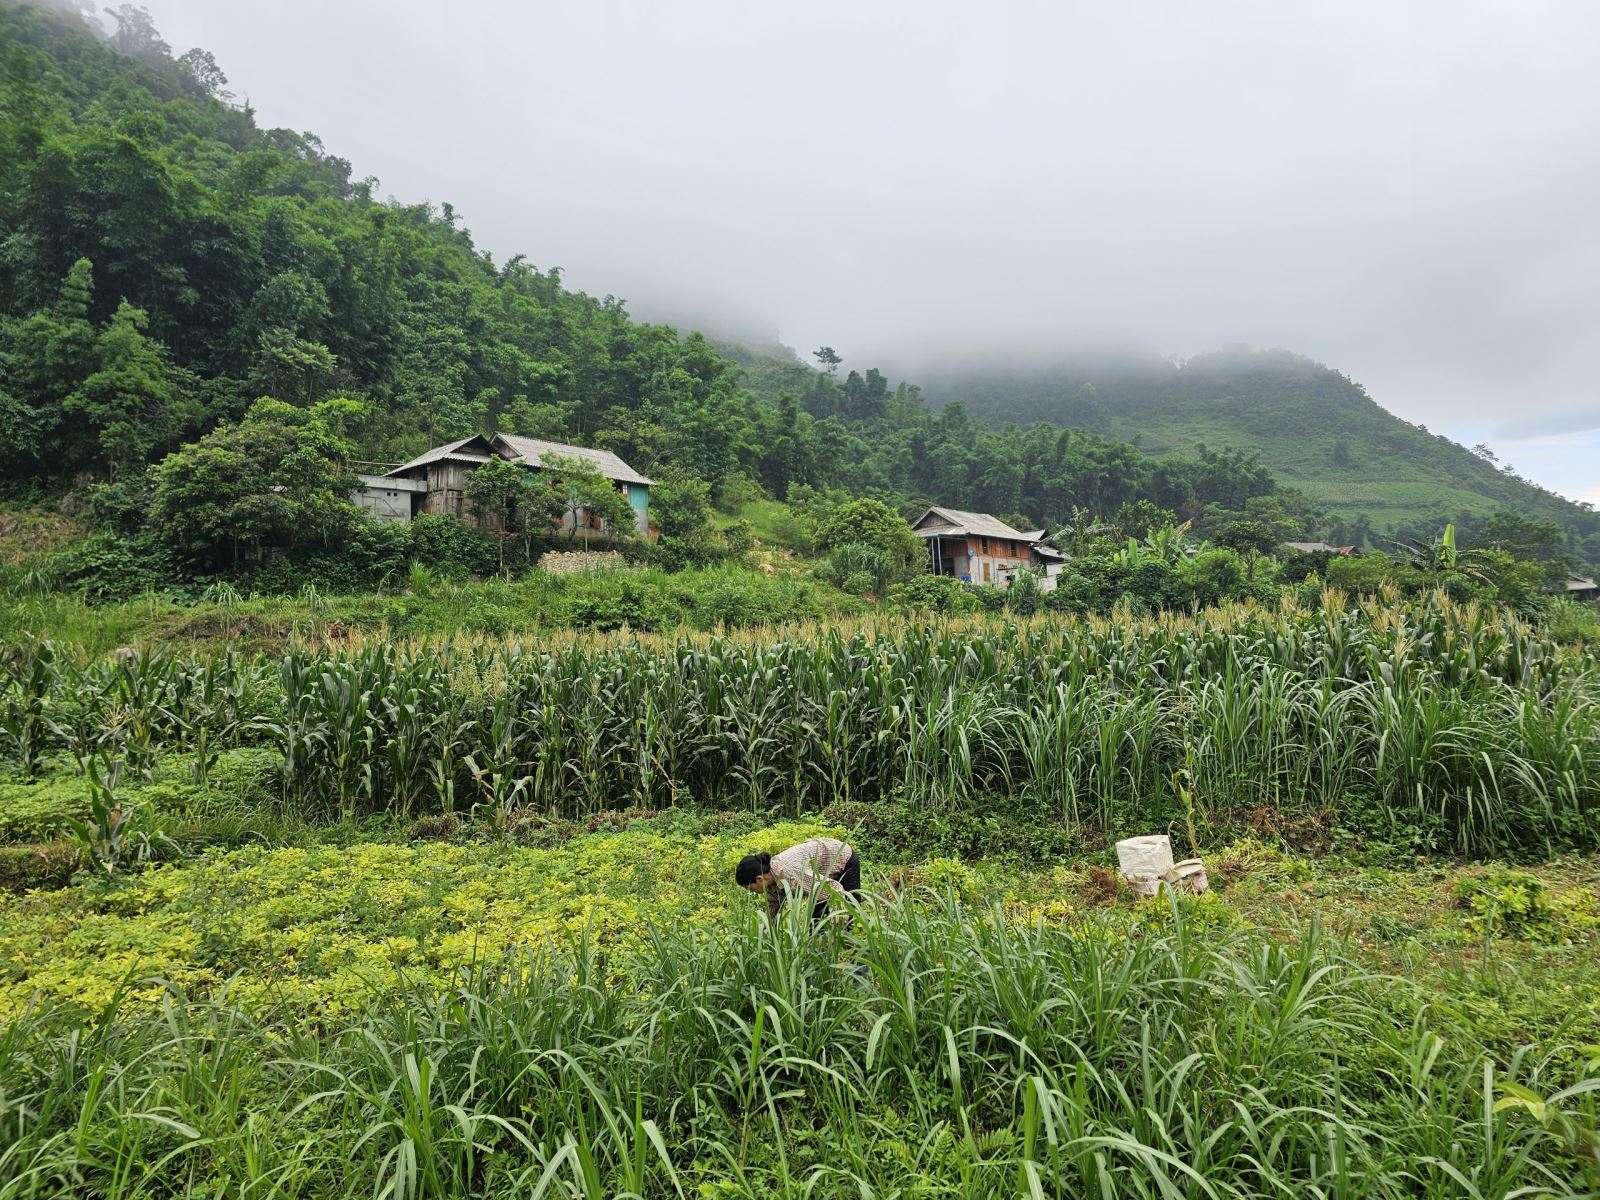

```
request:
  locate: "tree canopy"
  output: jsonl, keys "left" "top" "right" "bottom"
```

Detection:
{"left": 0, "top": 2, "right": 1323, "bottom": 546}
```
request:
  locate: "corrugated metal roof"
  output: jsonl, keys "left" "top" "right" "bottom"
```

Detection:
{"left": 1568, "top": 576, "right": 1598, "bottom": 592}
{"left": 385, "top": 436, "right": 493, "bottom": 476}
{"left": 494, "top": 434, "right": 653, "bottom": 485}
{"left": 912, "top": 507, "right": 1040, "bottom": 541}
{"left": 357, "top": 473, "right": 428, "bottom": 492}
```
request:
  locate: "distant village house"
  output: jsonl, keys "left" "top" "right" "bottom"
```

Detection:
{"left": 1281, "top": 541, "right": 1362, "bottom": 556}
{"left": 353, "top": 433, "right": 652, "bottom": 537}
{"left": 912, "top": 507, "right": 1063, "bottom": 587}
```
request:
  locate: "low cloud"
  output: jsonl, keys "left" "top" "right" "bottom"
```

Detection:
{"left": 149, "top": 0, "right": 1600, "bottom": 498}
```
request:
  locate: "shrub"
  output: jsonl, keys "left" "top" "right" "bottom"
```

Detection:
{"left": 47, "top": 532, "right": 177, "bottom": 603}
{"left": 813, "top": 497, "right": 921, "bottom": 585}
{"left": 0, "top": 841, "right": 79, "bottom": 892}
{"left": 1449, "top": 866, "right": 1597, "bottom": 941}
{"left": 720, "top": 518, "right": 755, "bottom": 555}
{"left": 818, "top": 541, "right": 894, "bottom": 594}
{"left": 406, "top": 514, "right": 501, "bottom": 580}
{"left": 1005, "top": 566, "right": 1044, "bottom": 614}
{"left": 887, "top": 575, "right": 982, "bottom": 614}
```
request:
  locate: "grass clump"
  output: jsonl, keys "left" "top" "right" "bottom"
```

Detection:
{"left": 1, "top": 897, "right": 1596, "bottom": 1197}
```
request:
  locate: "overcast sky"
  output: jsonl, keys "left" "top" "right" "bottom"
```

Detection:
{"left": 141, "top": 1, "right": 1600, "bottom": 503}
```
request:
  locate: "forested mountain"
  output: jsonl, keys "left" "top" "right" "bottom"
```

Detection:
{"left": 913, "top": 348, "right": 1600, "bottom": 558}
{"left": 0, "top": 1, "right": 1312, "bottom": 544}
{"left": 3, "top": 1, "right": 1594, "bottom": 577}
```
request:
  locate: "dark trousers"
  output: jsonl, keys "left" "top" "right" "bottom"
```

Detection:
{"left": 811, "top": 851, "right": 861, "bottom": 924}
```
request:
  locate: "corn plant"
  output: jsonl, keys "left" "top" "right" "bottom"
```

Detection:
{"left": 5, "top": 597, "right": 1599, "bottom": 854}
{"left": 0, "top": 639, "right": 60, "bottom": 777}
{"left": 63, "top": 751, "right": 172, "bottom": 876}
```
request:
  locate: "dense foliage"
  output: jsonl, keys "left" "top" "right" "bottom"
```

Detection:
{"left": 918, "top": 347, "right": 1600, "bottom": 566}
{"left": 3, "top": 597, "right": 1595, "bottom": 857}
{"left": 0, "top": 2, "right": 1325, "bottom": 579}
{"left": 0, "top": 818, "right": 1596, "bottom": 1196}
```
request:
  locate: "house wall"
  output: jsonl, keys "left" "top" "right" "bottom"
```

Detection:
{"left": 352, "top": 474, "right": 426, "bottom": 522}
{"left": 922, "top": 532, "right": 1036, "bottom": 585}
{"left": 962, "top": 534, "right": 1033, "bottom": 586}
{"left": 388, "top": 451, "right": 651, "bottom": 538}
{"left": 622, "top": 482, "right": 650, "bottom": 536}
{"left": 422, "top": 462, "right": 469, "bottom": 520}
{"left": 354, "top": 486, "right": 413, "bottom": 521}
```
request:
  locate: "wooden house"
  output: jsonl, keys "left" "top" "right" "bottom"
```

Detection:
{"left": 1281, "top": 541, "right": 1362, "bottom": 556}
{"left": 356, "top": 434, "right": 652, "bottom": 536}
{"left": 912, "top": 507, "right": 1052, "bottom": 586}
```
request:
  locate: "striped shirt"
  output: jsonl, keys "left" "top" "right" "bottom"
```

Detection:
{"left": 766, "top": 837, "right": 855, "bottom": 921}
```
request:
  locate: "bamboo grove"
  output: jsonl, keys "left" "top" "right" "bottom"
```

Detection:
{"left": 3, "top": 595, "right": 1597, "bottom": 856}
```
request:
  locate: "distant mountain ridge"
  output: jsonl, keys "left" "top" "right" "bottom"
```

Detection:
{"left": 910, "top": 346, "right": 1600, "bottom": 550}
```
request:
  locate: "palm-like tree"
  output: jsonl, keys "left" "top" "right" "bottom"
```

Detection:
{"left": 1143, "top": 520, "right": 1193, "bottom": 566}
{"left": 1391, "top": 524, "right": 1494, "bottom": 582}
{"left": 1059, "top": 506, "right": 1116, "bottom": 556}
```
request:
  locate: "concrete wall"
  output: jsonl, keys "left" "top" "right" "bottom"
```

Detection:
{"left": 352, "top": 474, "right": 425, "bottom": 522}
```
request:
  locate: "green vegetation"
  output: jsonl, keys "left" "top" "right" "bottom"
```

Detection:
{"left": 3, "top": 7, "right": 1600, "bottom": 1196}
{"left": 4, "top": 597, "right": 1596, "bottom": 857}
{"left": 3, "top": 592, "right": 1598, "bottom": 1195}
{"left": 0, "top": 1, "right": 1404, "bottom": 597}
{"left": 0, "top": 806, "right": 1596, "bottom": 1196}
{"left": 922, "top": 348, "right": 1600, "bottom": 565}
{"left": 0, "top": 561, "right": 864, "bottom": 654}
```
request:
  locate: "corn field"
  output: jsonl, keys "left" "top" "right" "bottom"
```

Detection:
{"left": 3, "top": 596, "right": 1597, "bottom": 854}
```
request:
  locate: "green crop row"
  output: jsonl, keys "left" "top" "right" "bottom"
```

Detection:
{"left": 3, "top": 595, "right": 1596, "bottom": 855}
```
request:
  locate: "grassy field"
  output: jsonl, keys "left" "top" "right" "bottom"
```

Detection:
{"left": 0, "top": 802, "right": 1596, "bottom": 1197}
{"left": 0, "top": 562, "right": 864, "bottom": 657}
{"left": 2, "top": 596, "right": 1599, "bottom": 1195}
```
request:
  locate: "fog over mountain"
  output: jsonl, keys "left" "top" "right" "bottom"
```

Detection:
{"left": 134, "top": 1, "right": 1600, "bottom": 502}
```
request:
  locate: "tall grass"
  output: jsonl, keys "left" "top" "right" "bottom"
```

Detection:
{"left": 3, "top": 595, "right": 1596, "bottom": 854}
{"left": 0, "top": 899, "right": 1594, "bottom": 1197}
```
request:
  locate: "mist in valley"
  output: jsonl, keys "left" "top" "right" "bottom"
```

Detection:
{"left": 95, "top": 0, "right": 1600, "bottom": 501}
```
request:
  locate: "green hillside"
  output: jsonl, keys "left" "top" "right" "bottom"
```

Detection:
{"left": 0, "top": 0, "right": 1324, "bottom": 578}
{"left": 5, "top": 1, "right": 1597, "bottom": 580}
{"left": 918, "top": 347, "right": 1600, "bottom": 554}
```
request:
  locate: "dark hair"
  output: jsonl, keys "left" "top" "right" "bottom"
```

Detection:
{"left": 734, "top": 852, "right": 772, "bottom": 886}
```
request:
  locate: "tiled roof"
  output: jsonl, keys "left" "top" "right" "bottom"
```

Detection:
{"left": 912, "top": 507, "right": 1040, "bottom": 541}
{"left": 385, "top": 436, "right": 493, "bottom": 476}
{"left": 494, "top": 434, "right": 653, "bottom": 485}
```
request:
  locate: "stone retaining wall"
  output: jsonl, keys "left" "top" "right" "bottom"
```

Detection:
{"left": 538, "top": 549, "right": 633, "bottom": 575}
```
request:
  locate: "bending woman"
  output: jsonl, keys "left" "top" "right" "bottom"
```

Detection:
{"left": 735, "top": 837, "right": 860, "bottom": 925}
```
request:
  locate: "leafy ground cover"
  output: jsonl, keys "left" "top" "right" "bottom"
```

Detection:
{"left": 0, "top": 811, "right": 1596, "bottom": 1196}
